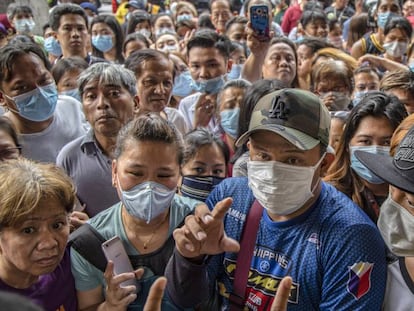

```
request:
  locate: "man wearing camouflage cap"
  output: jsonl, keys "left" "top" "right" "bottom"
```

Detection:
{"left": 166, "top": 88, "right": 387, "bottom": 310}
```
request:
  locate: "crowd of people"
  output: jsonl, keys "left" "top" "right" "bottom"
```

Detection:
{"left": 0, "top": 0, "right": 413, "bottom": 310}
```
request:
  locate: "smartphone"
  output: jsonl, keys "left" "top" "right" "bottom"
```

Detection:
{"left": 102, "top": 236, "right": 139, "bottom": 291}
{"left": 250, "top": 5, "right": 270, "bottom": 42}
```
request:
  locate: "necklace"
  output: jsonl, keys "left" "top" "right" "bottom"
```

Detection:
{"left": 142, "top": 213, "right": 169, "bottom": 250}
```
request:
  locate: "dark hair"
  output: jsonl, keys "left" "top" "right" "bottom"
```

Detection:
{"left": 232, "top": 79, "right": 288, "bottom": 162}
{"left": 9, "top": 5, "right": 33, "bottom": 20}
{"left": 225, "top": 15, "right": 248, "bottom": 32}
{"left": 197, "top": 13, "right": 215, "bottom": 30}
{"left": 8, "top": 34, "right": 35, "bottom": 45}
{"left": 354, "top": 65, "right": 382, "bottom": 81}
{"left": 229, "top": 41, "right": 248, "bottom": 57}
{"left": 126, "top": 11, "right": 151, "bottom": 35}
{"left": 51, "top": 57, "right": 89, "bottom": 86}
{"left": 90, "top": 15, "right": 125, "bottom": 63}
{"left": 123, "top": 32, "right": 151, "bottom": 53}
{"left": 42, "top": 22, "right": 51, "bottom": 34}
{"left": 176, "top": 19, "right": 197, "bottom": 33}
{"left": 218, "top": 79, "right": 251, "bottom": 106}
{"left": 49, "top": 3, "right": 88, "bottom": 31}
{"left": 115, "top": 114, "right": 184, "bottom": 164}
{"left": 0, "top": 42, "right": 50, "bottom": 86}
{"left": 384, "top": 16, "right": 412, "bottom": 38}
{"left": 297, "top": 37, "right": 331, "bottom": 53}
{"left": 346, "top": 13, "right": 370, "bottom": 49}
{"left": 124, "top": 48, "right": 175, "bottom": 79}
{"left": 187, "top": 29, "right": 231, "bottom": 59}
{"left": 183, "top": 128, "right": 230, "bottom": 166}
{"left": 0, "top": 116, "right": 19, "bottom": 148}
{"left": 325, "top": 91, "right": 407, "bottom": 210}
{"left": 151, "top": 13, "right": 174, "bottom": 27}
{"left": 299, "top": 8, "right": 327, "bottom": 27}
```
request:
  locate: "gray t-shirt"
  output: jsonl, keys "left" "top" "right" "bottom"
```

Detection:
{"left": 56, "top": 129, "right": 119, "bottom": 217}
{"left": 20, "top": 95, "right": 86, "bottom": 163}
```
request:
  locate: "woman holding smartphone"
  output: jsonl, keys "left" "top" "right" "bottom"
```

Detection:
{"left": 70, "top": 114, "right": 201, "bottom": 310}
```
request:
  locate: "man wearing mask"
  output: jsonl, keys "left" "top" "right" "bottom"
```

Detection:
{"left": 57, "top": 63, "right": 138, "bottom": 220}
{"left": 49, "top": 3, "right": 105, "bottom": 65}
{"left": 179, "top": 29, "right": 232, "bottom": 135}
{"left": 0, "top": 42, "right": 85, "bottom": 163}
{"left": 166, "top": 88, "right": 387, "bottom": 310}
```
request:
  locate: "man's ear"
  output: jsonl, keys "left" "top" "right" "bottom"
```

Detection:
{"left": 133, "top": 94, "right": 140, "bottom": 113}
{"left": 112, "top": 159, "right": 118, "bottom": 188}
{"left": 227, "top": 58, "right": 233, "bottom": 73}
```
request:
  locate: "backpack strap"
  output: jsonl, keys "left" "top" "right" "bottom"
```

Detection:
{"left": 68, "top": 223, "right": 108, "bottom": 272}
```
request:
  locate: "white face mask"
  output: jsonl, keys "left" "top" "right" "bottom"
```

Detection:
{"left": 247, "top": 155, "right": 325, "bottom": 216}
{"left": 383, "top": 41, "right": 408, "bottom": 58}
{"left": 378, "top": 195, "right": 414, "bottom": 257}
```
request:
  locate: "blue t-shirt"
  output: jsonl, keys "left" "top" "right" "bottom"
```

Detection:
{"left": 205, "top": 178, "right": 387, "bottom": 310}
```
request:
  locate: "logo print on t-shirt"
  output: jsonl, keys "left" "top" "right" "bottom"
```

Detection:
{"left": 347, "top": 262, "right": 373, "bottom": 300}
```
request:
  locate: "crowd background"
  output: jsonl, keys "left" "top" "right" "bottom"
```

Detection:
{"left": 0, "top": 0, "right": 414, "bottom": 310}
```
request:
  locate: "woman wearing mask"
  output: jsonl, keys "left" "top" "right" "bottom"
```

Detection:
{"left": 352, "top": 0, "right": 402, "bottom": 59}
{"left": 311, "top": 60, "right": 354, "bottom": 111}
{"left": 358, "top": 16, "right": 412, "bottom": 72}
{"left": 70, "top": 114, "right": 200, "bottom": 310}
{"left": 169, "top": 52, "right": 194, "bottom": 108}
{"left": 217, "top": 79, "right": 251, "bottom": 159}
{"left": 174, "top": 1, "right": 197, "bottom": 23}
{"left": 154, "top": 31, "right": 180, "bottom": 54}
{"left": 90, "top": 15, "right": 124, "bottom": 64}
{"left": 0, "top": 159, "right": 77, "bottom": 311}
{"left": 179, "top": 128, "right": 229, "bottom": 201}
{"left": 355, "top": 114, "right": 414, "bottom": 310}
{"left": 151, "top": 13, "right": 176, "bottom": 40}
{"left": 51, "top": 57, "right": 89, "bottom": 103}
{"left": 125, "top": 11, "right": 152, "bottom": 38}
{"left": 325, "top": 92, "right": 407, "bottom": 222}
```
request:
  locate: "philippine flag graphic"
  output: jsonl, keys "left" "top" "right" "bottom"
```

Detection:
{"left": 347, "top": 262, "right": 374, "bottom": 300}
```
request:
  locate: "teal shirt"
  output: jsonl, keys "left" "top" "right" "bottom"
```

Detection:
{"left": 71, "top": 195, "right": 200, "bottom": 292}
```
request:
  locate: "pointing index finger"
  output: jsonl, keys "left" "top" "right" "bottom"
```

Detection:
{"left": 210, "top": 197, "right": 233, "bottom": 221}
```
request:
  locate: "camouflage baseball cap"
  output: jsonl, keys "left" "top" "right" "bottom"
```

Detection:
{"left": 235, "top": 88, "right": 331, "bottom": 150}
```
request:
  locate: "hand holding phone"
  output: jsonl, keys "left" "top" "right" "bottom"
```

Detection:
{"left": 250, "top": 5, "right": 270, "bottom": 42}
{"left": 102, "top": 236, "right": 139, "bottom": 290}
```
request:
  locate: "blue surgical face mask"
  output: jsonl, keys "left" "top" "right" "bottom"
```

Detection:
{"left": 172, "top": 70, "right": 194, "bottom": 97}
{"left": 190, "top": 75, "right": 226, "bottom": 94}
{"left": 14, "top": 18, "right": 35, "bottom": 33}
{"left": 44, "top": 36, "right": 62, "bottom": 57}
{"left": 177, "top": 14, "right": 193, "bottom": 22}
{"left": 220, "top": 107, "right": 240, "bottom": 138}
{"left": 227, "top": 64, "right": 243, "bottom": 80}
{"left": 92, "top": 35, "right": 113, "bottom": 53}
{"left": 60, "top": 88, "right": 81, "bottom": 103}
{"left": 9, "top": 83, "right": 58, "bottom": 122}
{"left": 155, "top": 27, "right": 175, "bottom": 37}
{"left": 350, "top": 145, "right": 390, "bottom": 184}
{"left": 180, "top": 175, "right": 225, "bottom": 202}
{"left": 377, "top": 12, "right": 396, "bottom": 29}
{"left": 119, "top": 180, "right": 176, "bottom": 224}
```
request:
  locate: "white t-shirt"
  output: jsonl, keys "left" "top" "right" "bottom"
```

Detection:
{"left": 20, "top": 95, "right": 86, "bottom": 163}
{"left": 383, "top": 257, "right": 414, "bottom": 311}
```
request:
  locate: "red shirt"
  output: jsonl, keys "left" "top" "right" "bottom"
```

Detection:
{"left": 281, "top": 5, "right": 302, "bottom": 35}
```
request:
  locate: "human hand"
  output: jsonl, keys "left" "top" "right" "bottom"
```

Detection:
{"left": 358, "top": 54, "right": 381, "bottom": 67}
{"left": 245, "top": 21, "right": 273, "bottom": 57}
{"left": 270, "top": 276, "right": 292, "bottom": 311}
{"left": 193, "top": 93, "right": 216, "bottom": 128}
{"left": 173, "top": 198, "right": 240, "bottom": 258}
{"left": 319, "top": 92, "right": 336, "bottom": 111}
{"left": 70, "top": 211, "right": 89, "bottom": 230}
{"left": 179, "top": 29, "right": 195, "bottom": 59}
{"left": 143, "top": 277, "right": 167, "bottom": 311}
{"left": 103, "top": 261, "right": 144, "bottom": 311}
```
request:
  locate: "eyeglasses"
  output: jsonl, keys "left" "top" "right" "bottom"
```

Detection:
{"left": 0, "top": 146, "right": 22, "bottom": 160}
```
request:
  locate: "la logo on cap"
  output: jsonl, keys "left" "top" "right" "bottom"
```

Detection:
{"left": 269, "top": 95, "right": 289, "bottom": 120}
{"left": 394, "top": 129, "right": 414, "bottom": 171}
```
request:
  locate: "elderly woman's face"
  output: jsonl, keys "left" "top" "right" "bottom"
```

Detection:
{"left": 0, "top": 199, "right": 69, "bottom": 284}
{"left": 113, "top": 139, "right": 180, "bottom": 193}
